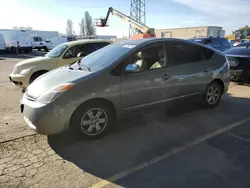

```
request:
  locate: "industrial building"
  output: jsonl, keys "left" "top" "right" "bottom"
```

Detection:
{"left": 155, "top": 26, "right": 225, "bottom": 39}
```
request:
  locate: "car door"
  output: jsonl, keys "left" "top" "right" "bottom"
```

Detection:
{"left": 120, "top": 43, "right": 175, "bottom": 112}
{"left": 164, "top": 41, "right": 214, "bottom": 97}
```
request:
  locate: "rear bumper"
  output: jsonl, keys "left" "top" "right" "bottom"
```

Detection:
{"left": 9, "top": 73, "right": 30, "bottom": 88}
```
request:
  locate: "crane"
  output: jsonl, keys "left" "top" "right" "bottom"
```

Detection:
{"left": 95, "top": 7, "right": 155, "bottom": 39}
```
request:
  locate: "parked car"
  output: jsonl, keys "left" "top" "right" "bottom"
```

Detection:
{"left": 9, "top": 39, "right": 112, "bottom": 89}
{"left": 233, "top": 39, "right": 250, "bottom": 47}
{"left": 0, "top": 34, "right": 6, "bottom": 52}
{"left": 0, "top": 29, "right": 32, "bottom": 53}
{"left": 20, "top": 38, "right": 230, "bottom": 139}
{"left": 32, "top": 36, "right": 49, "bottom": 51}
{"left": 188, "top": 37, "right": 231, "bottom": 51}
{"left": 225, "top": 42, "right": 250, "bottom": 84}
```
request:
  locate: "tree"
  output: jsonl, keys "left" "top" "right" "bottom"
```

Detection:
{"left": 66, "top": 19, "right": 74, "bottom": 35}
{"left": 79, "top": 18, "right": 85, "bottom": 36}
{"left": 84, "top": 11, "right": 96, "bottom": 36}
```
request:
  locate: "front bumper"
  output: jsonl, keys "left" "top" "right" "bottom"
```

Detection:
{"left": 21, "top": 95, "right": 72, "bottom": 135}
{"left": 9, "top": 73, "right": 30, "bottom": 88}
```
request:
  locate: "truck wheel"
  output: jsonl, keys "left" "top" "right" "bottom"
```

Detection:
{"left": 44, "top": 47, "right": 49, "bottom": 52}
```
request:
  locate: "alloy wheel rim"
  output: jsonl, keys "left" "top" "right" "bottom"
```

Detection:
{"left": 80, "top": 108, "right": 108, "bottom": 136}
{"left": 206, "top": 85, "right": 220, "bottom": 105}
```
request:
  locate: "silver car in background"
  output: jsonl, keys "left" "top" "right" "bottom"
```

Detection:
{"left": 20, "top": 38, "right": 230, "bottom": 139}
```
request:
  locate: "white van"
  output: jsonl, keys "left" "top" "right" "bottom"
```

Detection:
{"left": 0, "top": 29, "right": 32, "bottom": 53}
{"left": 0, "top": 34, "right": 6, "bottom": 52}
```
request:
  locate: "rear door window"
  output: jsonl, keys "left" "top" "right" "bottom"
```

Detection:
{"left": 95, "top": 42, "right": 111, "bottom": 50}
{"left": 167, "top": 42, "right": 204, "bottom": 66}
{"left": 86, "top": 42, "right": 111, "bottom": 54}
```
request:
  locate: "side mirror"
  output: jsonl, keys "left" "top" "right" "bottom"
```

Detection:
{"left": 125, "top": 64, "right": 140, "bottom": 73}
{"left": 77, "top": 52, "right": 87, "bottom": 57}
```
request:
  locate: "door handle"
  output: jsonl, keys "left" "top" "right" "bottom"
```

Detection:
{"left": 161, "top": 73, "right": 171, "bottom": 81}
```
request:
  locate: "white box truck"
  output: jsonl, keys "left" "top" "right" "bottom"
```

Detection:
{"left": 0, "top": 29, "right": 32, "bottom": 53}
{"left": 32, "top": 36, "right": 49, "bottom": 51}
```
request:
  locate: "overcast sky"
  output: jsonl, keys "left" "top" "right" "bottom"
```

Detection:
{"left": 1, "top": 0, "right": 249, "bottom": 37}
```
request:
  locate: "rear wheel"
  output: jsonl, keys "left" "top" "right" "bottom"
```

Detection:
{"left": 70, "top": 101, "right": 115, "bottom": 139}
{"left": 201, "top": 81, "right": 222, "bottom": 108}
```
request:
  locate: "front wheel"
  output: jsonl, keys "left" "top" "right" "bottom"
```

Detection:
{"left": 70, "top": 101, "right": 114, "bottom": 139}
{"left": 201, "top": 81, "right": 222, "bottom": 108}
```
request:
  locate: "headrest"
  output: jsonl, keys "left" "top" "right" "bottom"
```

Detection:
{"left": 158, "top": 47, "right": 165, "bottom": 58}
{"left": 142, "top": 50, "right": 157, "bottom": 60}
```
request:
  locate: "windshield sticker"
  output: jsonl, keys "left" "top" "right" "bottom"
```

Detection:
{"left": 122, "top": 44, "right": 136, "bottom": 49}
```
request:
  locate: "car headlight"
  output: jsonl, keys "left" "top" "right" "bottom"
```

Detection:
{"left": 36, "top": 83, "right": 74, "bottom": 104}
{"left": 20, "top": 68, "right": 32, "bottom": 75}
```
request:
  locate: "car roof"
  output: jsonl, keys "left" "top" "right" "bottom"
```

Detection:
{"left": 63, "top": 39, "right": 113, "bottom": 46}
{"left": 118, "top": 38, "right": 194, "bottom": 45}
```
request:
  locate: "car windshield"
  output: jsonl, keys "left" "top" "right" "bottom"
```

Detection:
{"left": 78, "top": 43, "right": 135, "bottom": 72}
{"left": 45, "top": 44, "right": 68, "bottom": 58}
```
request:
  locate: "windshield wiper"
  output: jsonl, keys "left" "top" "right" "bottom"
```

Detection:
{"left": 79, "top": 63, "right": 91, "bottom": 72}
{"left": 68, "top": 64, "right": 73, "bottom": 70}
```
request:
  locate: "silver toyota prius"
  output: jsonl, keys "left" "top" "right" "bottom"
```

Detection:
{"left": 20, "top": 38, "right": 230, "bottom": 139}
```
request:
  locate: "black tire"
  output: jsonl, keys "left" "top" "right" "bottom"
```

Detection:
{"left": 44, "top": 47, "right": 49, "bottom": 52}
{"left": 70, "top": 101, "right": 115, "bottom": 139}
{"left": 201, "top": 81, "right": 223, "bottom": 108}
{"left": 29, "top": 71, "right": 47, "bottom": 84}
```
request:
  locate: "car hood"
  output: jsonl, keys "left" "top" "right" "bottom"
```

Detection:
{"left": 224, "top": 47, "right": 250, "bottom": 57}
{"left": 26, "top": 66, "right": 92, "bottom": 99}
{"left": 16, "top": 56, "right": 56, "bottom": 67}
